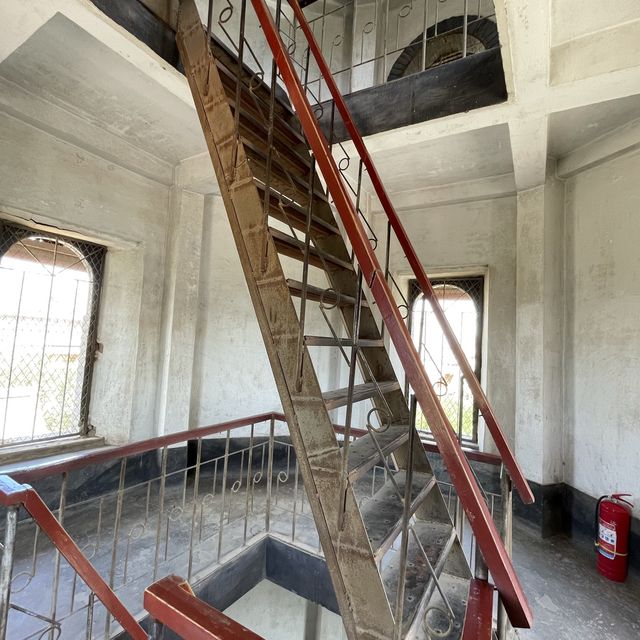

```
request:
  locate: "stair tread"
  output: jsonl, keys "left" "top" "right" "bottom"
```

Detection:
{"left": 254, "top": 184, "right": 339, "bottom": 237}
{"left": 347, "top": 424, "right": 410, "bottom": 481}
{"left": 287, "top": 280, "right": 369, "bottom": 307}
{"left": 270, "top": 228, "right": 354, "bottom": 272}
{"left": 381, "top": 520, "right": 457, "bottom": 635}
{"left": 323, "top": 381, "right": 400, "bottom": 410}
{"left": 414, "top": 573, "right": 471, "bottom": 640}
{"left": 306, "top": 336, "right": 384, "bottom": 348}
{"left": 361, "top": 470, "right": 436, "bottom": 559}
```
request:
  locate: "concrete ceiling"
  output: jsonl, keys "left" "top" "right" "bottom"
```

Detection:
{"left": 551, "top": 0, "right": 639, "bottom": 46}
{"left": 548, "top": 94, "right": 640, "bottom": 159}
{"left": 367, "top": 124, "right": 513, "bottom": 193}
{"left": 1, "top": 0, "right": 640, "bottom": 199}
{"left": 0, "top": 12, "right": 205, "bottom": 168}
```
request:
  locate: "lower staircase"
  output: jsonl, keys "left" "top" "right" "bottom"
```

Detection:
{"left": 176, "top": 0, "right": 532, "bottom": 638}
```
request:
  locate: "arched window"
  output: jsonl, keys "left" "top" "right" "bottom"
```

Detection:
{"left": 0, "top": 222, "right": 105, "bottom": 446}
{"left": 410, "top": 276, "right": 483, "bottom": 443}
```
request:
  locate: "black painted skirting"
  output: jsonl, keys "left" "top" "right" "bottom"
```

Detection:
{"left": 515, "top": 481, "right": 640, "bottom": 575}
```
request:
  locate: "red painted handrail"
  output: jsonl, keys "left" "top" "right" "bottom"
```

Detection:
{"left": 0, "top": 475, "right": 147, "bottom": 640}
{"left": 247, "top": 0, "right": 532, "bottom": 627}
{"left": 461, "top": 579, "right": 494, "bottom": 640}
{"left": 287, "top": 0, "right": 533, "bottom": 508}
{"left": 144, "top": 575, "right": 265, "bottom": 640}
{"left": 10, "top": 412, "right": 279, "bottom": 483}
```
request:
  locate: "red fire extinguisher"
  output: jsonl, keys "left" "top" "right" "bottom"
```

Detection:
{"left": 595, "top": 493, "right": 633, "bottom": 582}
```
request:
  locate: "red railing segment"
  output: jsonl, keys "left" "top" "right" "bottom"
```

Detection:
{"left": 286, "top": 0, "right": 533, "bottom": 507}
{"left": 248, "top": 0, "right": 532, "bottom": 627}
{"left": 10, "top": 412, "right": 278, "bottom": 483}
{"left": 144, "top": 575, "right": 265, "bottom": 640}
{"left": 0, "top": 475, "right": 147, "bottom": 640}
{"left": 461, "top": 579, "right": 495, "bottom": 640}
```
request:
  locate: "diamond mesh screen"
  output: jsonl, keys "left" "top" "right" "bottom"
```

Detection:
{"left": 0, "top": 221, "right": 105, "bottom": 445}
{"left": 409, "top": 276, "right": 484, "bottom": 443}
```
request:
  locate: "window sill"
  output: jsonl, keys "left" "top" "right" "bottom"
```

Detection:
{"left": 0, "top": 435, "right": 106, "bottom": 471}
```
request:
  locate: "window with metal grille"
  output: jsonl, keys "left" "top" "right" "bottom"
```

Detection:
{"left": 409, "top": 276, "right": 484, "bottom": 444}
{"left": 0, "top": 222, "right": 105, "bottom": 446}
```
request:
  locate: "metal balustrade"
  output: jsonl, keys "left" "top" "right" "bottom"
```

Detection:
{"left": 0, "top": 412, "right": 507, "bottom": 639}
{"left": 284, "top": 0, "right": 499, "bottom": 98}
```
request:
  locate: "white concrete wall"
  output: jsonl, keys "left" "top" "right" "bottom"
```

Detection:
{"left": 0, "top": 112, "right": 170, "bottom": 444}
{"left": 225, "top": 579, "right": 346, "bottom": 639}
{"left": 374, "top": 196, "right": 518, "bottom": 452}
{"left": 564, "top": 148, "right": 640, "bottom": 518}
{"left": 0, "top": 109, "right": 349, "bottom": 446}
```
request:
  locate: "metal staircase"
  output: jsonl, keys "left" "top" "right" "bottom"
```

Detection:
{"left": 176, "top": 1, "right": 533, "bottom": 637}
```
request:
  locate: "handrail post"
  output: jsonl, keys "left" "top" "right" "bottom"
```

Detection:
{"left": 265, "top": 416, "right": 275, "bottom": 532}
{"left": 498, "top": 469, "right": 513, "bottom": 640}
{"left": 0, "top": 505, "right": 18, "bottom": 639}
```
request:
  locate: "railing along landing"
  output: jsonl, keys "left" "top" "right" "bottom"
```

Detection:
{"left": 287, "top": 0, "right": 499, "bottom": 98}
{"left": 0, "top": 411, "right": 509, "bottom": 639}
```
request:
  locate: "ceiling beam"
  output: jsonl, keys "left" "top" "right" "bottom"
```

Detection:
{"left": 509, "top": 116, "right": 549, "bottom": 191}
{"left": 369, "top": 173, "right": 517, "bottom": 213}
{"left": 0, "top": 76, "right": 174, "bottom": 186}
{"left": 551, "top": 19, "right": 640, "bottom": 86}
{"left": 557, "top": 117, "right": 640, "bottom": 178}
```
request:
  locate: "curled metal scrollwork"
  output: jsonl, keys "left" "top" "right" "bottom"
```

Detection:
{"left": 423, "top": 605, "right": 454, "bottom": 638}
{"left": 366, "top": 406, "right": 391, "bottom": 434}
{"left": 319, "top": 287, "right": 342, "bottom": 311}
{"left": 433, "top": 377, "right": 448, "bottom": 397}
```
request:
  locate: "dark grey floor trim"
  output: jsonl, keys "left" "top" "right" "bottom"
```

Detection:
{"left": 266, "top": 537, "right": 339, "bottom": 614}
{"left": 515, "top": 481, "right": 640, "bottom": 575}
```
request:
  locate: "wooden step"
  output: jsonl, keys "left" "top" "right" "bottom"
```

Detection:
{"left": 381, "top": 521, "right": 457, "bottom": 637}
{"left": 347, "top": 423, "right": 410, "bottom": 482}
{"left": 287, "top": 280, "right": 369, "bottom": 307}
{"left": 305, "top": 336, "right": 384, "bottom": 348}
{"left": 322, "top": 380, "right": 400, "bottom": 410}
{"left": 255, "top": 184, "right": 339, "bottom": 237}
{"left": 270, "top": 228, "right": 354, "bottom": 272}
{"left": 360, "top": 470, "right": 437, "bottom": 561}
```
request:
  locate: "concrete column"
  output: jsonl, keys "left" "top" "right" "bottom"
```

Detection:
{"left": 515, "top": 167, "right": 565, "bottom": 534}
{"left": 156, "top": 187, "right": 205, "bottom": 435}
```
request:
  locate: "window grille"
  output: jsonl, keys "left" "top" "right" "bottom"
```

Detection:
{"left": 0, "top": 221, "right": 105, "bottom": 446}
{"left": 409, "top": 276, "right": 484, "bottom": 444}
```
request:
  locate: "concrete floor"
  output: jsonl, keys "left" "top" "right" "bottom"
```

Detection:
{"left": 513, "top": 522, "right": 640, "bottom": 640}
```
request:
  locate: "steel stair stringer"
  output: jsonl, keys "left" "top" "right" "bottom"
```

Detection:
{"left": 177, "top": 4, "right": 395, "bottom": 638}
{"left": 249, "top": 0, "right": 533, "bottom": 630}
{"left": 176, "top": 0, "right": 529, "bottom": 637}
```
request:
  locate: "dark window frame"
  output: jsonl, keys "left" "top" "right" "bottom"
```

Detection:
{"left": 0, "top": 220, "right": 106, "bottom": 444}
{"left": 408, "top": 275, "right": 484, "bottom": 444}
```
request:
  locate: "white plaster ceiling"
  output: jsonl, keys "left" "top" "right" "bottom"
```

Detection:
{"left": 548, "top": 94, "right": 640, "bottom": 159}
{"left": 0, "top": 12, "right": 205, "bottom": 168}
{"left": 551, "top": 0, "right": 639, "bottom": 46}
{"left": 364, "top": 124, "right": 513, "bottom": 193}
